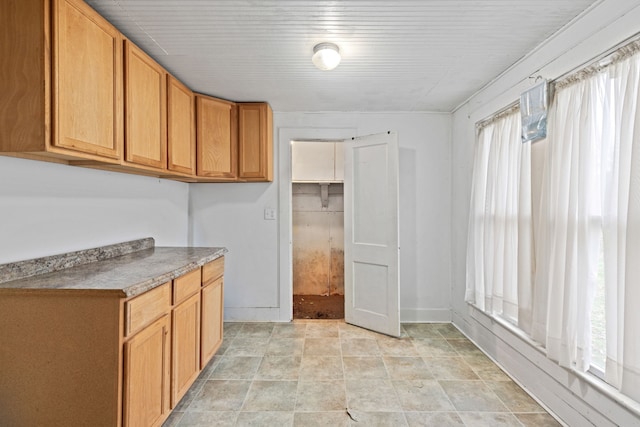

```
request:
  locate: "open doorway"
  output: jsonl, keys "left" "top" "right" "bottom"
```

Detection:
{"left": 279, "top": 129, "right": 400, "bottom": 334}
{"left": 291, "top": 140, "right": 344, "bottom": 319}
{"left": 292, "top": 182, "right": 344, "bottom": 319}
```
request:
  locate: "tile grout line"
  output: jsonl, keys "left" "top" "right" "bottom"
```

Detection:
{"left": 288, "top": 326, "right": 300, "bottom": 426}
{"left": 338, "top": 323, "right": 351, "bottom": 423}
{"left": 390, "top": 333, "right": 411, "bottom": 426}
{"left": 420, "top": 330, "right": 464, "bottom": 425}
{"left": 236, "top": 322, "right": 267, "bottom": 416}
{"left": 438, "top": 327, "right": 482, "bottom": 425}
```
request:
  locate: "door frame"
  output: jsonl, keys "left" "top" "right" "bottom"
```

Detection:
{"left": 277, "top": 127, "right": 357, "bottom": 321}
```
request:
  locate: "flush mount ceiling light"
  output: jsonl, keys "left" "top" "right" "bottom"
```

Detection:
{"left": 312, "top": 42, "right": 341, "bottom": 71}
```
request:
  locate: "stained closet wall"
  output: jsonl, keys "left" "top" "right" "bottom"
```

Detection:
{"left": 292, "top": 183, "right": 344, "bottom": 296}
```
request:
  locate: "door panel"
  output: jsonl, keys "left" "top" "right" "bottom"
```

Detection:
{"left": 201, "top": 277, "right": 223, "bottom": 368}
{"left": 123, "top": 315, "right": 171, "bottom": 427}
{"left": 124, "top": 40, "right": 166, "bottom": 169}
{"left": 344, "top": 132, "right": 400, "bottom": 337}
{"left": 196, "top": 96, "right": 237, "bottom": 179}
{"left": 353, "top": 262, "right": 389, "bottom": 315}
{"left": 171, "top": 292, "right": 200, "bottom": 407}
{"left": 353, "top": 143, "right": 389, "bottom": 245}
{"left": 167, "top": 76, "right": 195, "bottom": 175}
{"left": 54, "top": 0, "right": 122, "bottom": 158}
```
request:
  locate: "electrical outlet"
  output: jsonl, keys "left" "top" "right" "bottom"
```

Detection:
{"left": 264, "top": 208, "right": 276, "bottom": 220}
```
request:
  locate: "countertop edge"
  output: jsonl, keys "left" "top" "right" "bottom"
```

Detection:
{"left": 0, "top": 288, "right": 127, "bottom": 297}
{"left": 122, "top": 248, "right": 227, "bottom": 298}
{"left": 0, "top": 245, "right": 228, "bottom": 299}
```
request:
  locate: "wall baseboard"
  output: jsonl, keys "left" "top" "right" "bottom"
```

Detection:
{"left": 452, "top": 307, "right": 640, "bottom": 427}
{"left": 225, "top": 307, "right": 453, "bottom": 324}
{"left": 224, "top": 307, "right": 287, "bottom": 322}
{"left": 401, "top": 308, "right": 451, "bottom": 323}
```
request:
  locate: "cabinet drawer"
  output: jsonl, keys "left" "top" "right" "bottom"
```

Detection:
{"left": 173, "top": 268, "right": 201, "bottom": 305}
{"left": 125, "top": 282, "right": 171, "bottom": 337}
{"left": 203, "top": 257, "right": 224, "bottom": 284}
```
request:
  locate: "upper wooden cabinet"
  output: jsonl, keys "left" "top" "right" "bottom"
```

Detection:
{"left": 167, "top": 76, "right": 196, "bottom": 175}
{"left": 0, "top": 256, "right": 225, "bottom": 426}
{"left": 201, "top": 277, "right": 224, "bottom": 367}
{"left": 124, "top": 40, "right": 167, "bottom": 170}
{"left": 0, "top": 0, "right": 123, "bottom": 163}
{"left": 238, "top": 103, "right": 273, "bottom": 182}
{"left": 0, "top": 0, "right": 273, "bottom": 183}
{"left": 196, "top": 94, "right": 238, "bottom": 180}
{"left": 196, "top": 98, "right": 274, "bottom": 183}
{"left": 54, "top": 0, "right": 123, "bottom": 159}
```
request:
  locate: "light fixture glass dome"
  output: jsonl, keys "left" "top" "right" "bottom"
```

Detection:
{"left": 312, "top": 43, "right": 341, "bottom": 71}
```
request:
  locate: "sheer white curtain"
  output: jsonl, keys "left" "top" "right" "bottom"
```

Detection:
{"left": 535, "top": 43, "right": 640, "bottom": 398}
{"left": 466, "top": 109, "right": 532, "bottom": 322}
{"left": 602, "top": 47, "right": 640, "bottom": 401}
{"left": 534, "top": 76, "right": 603, "bottom": 371}
{"left": 466, "top": 41, "right": 640, "bottom": 402}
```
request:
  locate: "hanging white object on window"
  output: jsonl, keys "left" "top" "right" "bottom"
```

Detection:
{"left": 520, "top": 79, "right": 549, "bottom": 143}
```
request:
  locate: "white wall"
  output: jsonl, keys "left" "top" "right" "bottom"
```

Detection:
{"left": 190, "top": 180, "right": 279, "bottom": 320}
{"left": 190, "top": 111, "right": 452, "bottom": 322}
{"left": 0, "top": 156, "right": 190, "bottom": 264}
{"left": 451, "top": 0, "right": 640, "bottom": 425}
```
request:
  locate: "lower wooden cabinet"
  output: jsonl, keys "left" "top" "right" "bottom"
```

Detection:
{"left": 123, "top": 260, "right": 223, "bottom": 424}
{"left": 171, "top": 292, "right": 201, "bottom": 407}
{"left": 0, "top": 257, "right": 224, "bottom": 427}
{"left": 201, "top": 276, "right": 224, "bottom": 367}
{"left": 123, "top": 314, "right": 171, "bottom": 427}
{"left": 0, "top": 292, "right": 123, "bottom": 427}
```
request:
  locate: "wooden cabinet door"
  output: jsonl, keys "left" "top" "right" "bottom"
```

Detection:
{"left": 171, "top": 292, "right": 201, "bottom": 407}
{"left": 123, "top": 314, "right": 171, "bottom": 427}
{"left": 201, "top": 277, "right": 224, "bottom": 368}
{"left": 196, "top": 95, "right": 237, "bottom": 180}
{"left": 124, "top": 40, "right": 167, "bottom": 169}
{"left": 167, "top": 76, "right": 195, "bottom": 175}
{"left": 53, "top": 0, "right": 122, "bottom": 159}
{"left": 238, "top": 103, "right": 273, "bottom": 181}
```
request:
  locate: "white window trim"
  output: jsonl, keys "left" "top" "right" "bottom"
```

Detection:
{"left": 467, "top": 301, "right": 640, "bottom": 418}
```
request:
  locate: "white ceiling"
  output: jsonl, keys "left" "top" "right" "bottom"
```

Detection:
{"left": 86, "top": 0, "right": 598, "bottom": 112}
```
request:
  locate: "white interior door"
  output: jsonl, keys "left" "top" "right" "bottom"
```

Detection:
{"left": 344, "top": 132, "right": 400, "bottom": 337}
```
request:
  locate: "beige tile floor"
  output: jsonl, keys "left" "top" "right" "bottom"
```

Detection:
{"left": 163, "top": 321, "right": 561, "bottom": 427}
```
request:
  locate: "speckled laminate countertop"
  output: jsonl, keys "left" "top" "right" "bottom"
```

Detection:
{"left": 0, "top": 238, "right": 227, "bottom": 298}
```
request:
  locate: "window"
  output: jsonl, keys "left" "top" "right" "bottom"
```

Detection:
{"left": 591, "top": 238, "right": 606, "bottom": 374}
{"left": 466, "top": 108, "right": 531, "bottom": 325}
{"left": 467, "top": 40, "right": 640, "bottom": 402}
